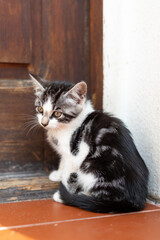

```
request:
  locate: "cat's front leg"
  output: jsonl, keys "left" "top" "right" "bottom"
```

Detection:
{"left": 49, "top": 170, "right": 61, "bottom": 182}
{"left": 49, "top": 159, "right": 64, "bottom": 182}
{"left": 67, "top": 172, "right": 79, "bottom": 194}
{"left": 53, "top": 173, "right": 78, "bottom": 204}
{"left": 53, "top": 191, "right": 63, "bottom": 203}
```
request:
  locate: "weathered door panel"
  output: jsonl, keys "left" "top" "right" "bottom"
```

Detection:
{"left": 0, "top": 0, "right": 103, "bottom": 202}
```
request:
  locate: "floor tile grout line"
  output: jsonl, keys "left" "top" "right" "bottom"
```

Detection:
{"left": 0, "top": 208, "right": 160, "bottom": 231}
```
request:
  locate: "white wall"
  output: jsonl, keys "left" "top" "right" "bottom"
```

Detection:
{"left": 103, "top": 0, "right": 160, "bottom": 201}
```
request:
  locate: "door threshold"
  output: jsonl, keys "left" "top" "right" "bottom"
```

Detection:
{"left": 0, "top": 172, "right": 59, "bottom": 203}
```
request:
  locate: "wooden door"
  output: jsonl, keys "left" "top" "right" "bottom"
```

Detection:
{"left": 0, "top": 0, "right": 102, "bottom": 202}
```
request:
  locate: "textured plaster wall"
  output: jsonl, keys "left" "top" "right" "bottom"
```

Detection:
{"left": 103, "top": 0, "right": 160, "bottom": 200}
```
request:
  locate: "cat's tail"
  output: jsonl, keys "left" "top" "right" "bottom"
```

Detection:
{"left": 59, "top": 182, "right": 145, "bottom": 213}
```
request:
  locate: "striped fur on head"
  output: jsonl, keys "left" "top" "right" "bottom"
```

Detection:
{"left": 30, "top": 73, "right": 87, "bottom": 128}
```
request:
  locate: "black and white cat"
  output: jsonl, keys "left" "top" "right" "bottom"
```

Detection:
{"left": 30, "top": 73, "right": 149, "bottom": 213}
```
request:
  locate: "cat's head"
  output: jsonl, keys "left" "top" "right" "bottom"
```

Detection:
{"left": 30, "top": 73, "right": 87, "bottom": 130}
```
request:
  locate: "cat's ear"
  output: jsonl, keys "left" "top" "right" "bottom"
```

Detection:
{"left": 29, "top": 73, "right": 46, "bottom": 96}
{"left": 65, "top": 81, "right": 87, "bottom": 104}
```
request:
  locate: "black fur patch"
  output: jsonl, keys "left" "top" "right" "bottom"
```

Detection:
{"left": 67, "top": 111, "right": 149, "bottom": 213}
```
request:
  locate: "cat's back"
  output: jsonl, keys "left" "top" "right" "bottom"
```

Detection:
{"left": 71, "top": 110, "right": 129, "bottom": 159}
{"left": 81, "top": 110, "right": 148, "bottom": 180}
{"left": 82, "top": 110, "right": 129, "bottom": 144}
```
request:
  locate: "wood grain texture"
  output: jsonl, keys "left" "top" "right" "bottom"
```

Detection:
{"left": 89, "top": 0, "right": 103, "bottom": 109}
{"left": 0, "top": 0, "right": 103, "bottom": 202}
{"left": 28, "top": 0, "right": 43, "bottom": 75}
{"left": 41, "top": 0, "right": 90, "bottom": 82}
{"left": 0, "top": 63, "right": 29, "bottom": 80}
{"left": 0, "top": 0, "right": 31, "bottom": 63}
{"left": 0, "top": 173, "right": 58, "bottom": 203}
{"left": 0, "top": 80, "right": 45, "bottom": 173}
{"left": 44, "top": 142, "right": 60, "bottom": 172}
{"left": 42, "top": 0, "right": 90, "bottom": 166}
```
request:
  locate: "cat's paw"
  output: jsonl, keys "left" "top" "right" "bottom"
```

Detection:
{"left": 53, "top": 191, "right": 63, "bottom": 203}
{"left": 49, "top": 170, "right": 61, "bottom": 182}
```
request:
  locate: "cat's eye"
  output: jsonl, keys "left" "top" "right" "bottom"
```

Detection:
{"left": 53, "top": 111, "right": 62, "bottom": 118}
{"left": 37, "top": 106, "right": 43, "bottom": 114}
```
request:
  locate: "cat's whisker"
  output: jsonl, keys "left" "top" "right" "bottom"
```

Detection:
{"left": 26, "top": 123, "right": 40, "bottom": 136}
{"left": 23, "top": 118, "right": 37, "bottom": 123}
{"left": 23, "top": 120, "right": 38, "bottom": 129}
{"left": 24, "top": 123, "right": 37, "bottom": 129}
{"left": 22, "top": 115, "right": 41, "bottom": 136}
{"left": 32, "top": 125, "right": 41, "bottom": 135}
{"left": 20, "top": 113, "right": 37, "bottom": 121}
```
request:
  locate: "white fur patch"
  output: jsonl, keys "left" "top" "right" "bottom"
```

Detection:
{"left": 76, "top": 141, "right": 90, "bottom": 166}
{"left": 59, "top": 141, "right": 90, "bottom": 188}
{"left": 47, "top": 101, "right": 93, "bottom": 155}
{"left": 49, "top": 170, "right": 61, "bottom": 182}
{"left": 78, "top": 171, "right": 97, "bottom": 194}
{"left": 47, "top": 101, "right": 94, "bottom": 189}
{"left": 43, "top": 97, "right": 53, "bottom": 113}
{"left": 53, "top": 191, "right": 63, "bottom": 203}
{"left": 37, "top": 97, "right": 56, "bottom": 128}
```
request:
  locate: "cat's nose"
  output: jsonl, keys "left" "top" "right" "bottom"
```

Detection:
{"left": 41, "top": 122, "right": 48, "bottom": 127}
{"left": 41, "top": 117, "right": 49, "bottom": 127}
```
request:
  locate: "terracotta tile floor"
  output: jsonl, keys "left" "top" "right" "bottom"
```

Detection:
{"left": 0, "top": 199, "right": 160, "bottom": 240}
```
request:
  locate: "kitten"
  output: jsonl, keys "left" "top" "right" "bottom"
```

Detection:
{"left": 30, "top": 73, "right": 149, "bottom": 213}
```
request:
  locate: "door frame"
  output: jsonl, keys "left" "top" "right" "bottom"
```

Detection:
{"left": 89, "top": 0, "right": 103, "bottom": 110}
